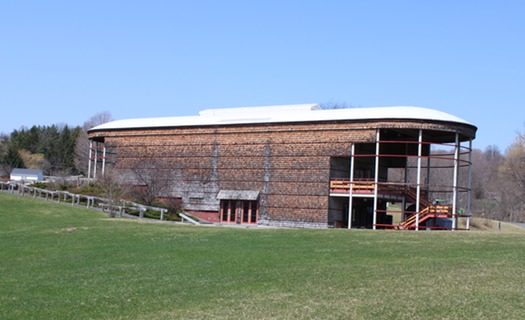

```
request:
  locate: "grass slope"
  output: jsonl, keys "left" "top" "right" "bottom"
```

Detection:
{"left": 1, "top": 192, "right": 525, "bottom": 319}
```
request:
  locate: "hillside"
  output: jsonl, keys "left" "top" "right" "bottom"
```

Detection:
{"left": 1, "top": 193, "right": 525, "bottom": 319}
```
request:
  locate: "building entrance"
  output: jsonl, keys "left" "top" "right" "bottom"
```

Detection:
{"left": 220, "top": 200, "right": 258, "bottom": 224}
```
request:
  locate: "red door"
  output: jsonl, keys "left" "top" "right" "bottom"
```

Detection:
{"left": 220, "top": 200, "right": 258, "bottom": 224}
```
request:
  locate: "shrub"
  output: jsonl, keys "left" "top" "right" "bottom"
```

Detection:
{"left": 155, "top": 197, "right": 183, "bottom": 214}
{"left": 77, "top": 183, "right": 104, "bottom": 196}
{"left": 30, "top": 182, "right": 48, "bottom": 189}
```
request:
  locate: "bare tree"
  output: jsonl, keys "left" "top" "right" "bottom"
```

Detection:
{"left": 83, "top": 112, "right": 113, "bottom": 132}
{"left": 74, "top": 130, "right": 90, "bottom": 175}
{"left": 99, "top": 171, "right": 126, "bottom": 202}
{"left": 470, "top": 146, "right": 506, "bottom": 219}
{"left": 128, "top": 158, "right": 175, "bottom": 206}
{"left": 74, "top": 112, "right": 113, "bottom": 175}
{"left": 18, "top": 149, "right": 50, "bottom": 170}
{"left": 499, "top": 131, "right": 525, "bottom": 221}
{"left": 97, "top": 171, "right": 127, "bottom": 217}
{"left": 319, "top": 101, "right": 357, "bottom": 109}
{"left": 478, "top": 145, "right": 504, "bottom": 198}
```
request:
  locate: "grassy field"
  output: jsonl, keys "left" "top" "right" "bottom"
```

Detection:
{"left": 1, "top": 192, "right": 525, "bottom": 319}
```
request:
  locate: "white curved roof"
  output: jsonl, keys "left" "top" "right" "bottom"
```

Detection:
{"left": 89, "top": 104, "right": 475, "bottom": 132}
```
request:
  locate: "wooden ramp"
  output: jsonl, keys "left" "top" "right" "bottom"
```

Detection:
{"left": 179, "top": 213, "right": 201, "bottom": 225}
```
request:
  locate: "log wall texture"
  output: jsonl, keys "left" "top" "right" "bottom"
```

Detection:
{"left": 89, "top": 119, "right": 476, "bottom": 228}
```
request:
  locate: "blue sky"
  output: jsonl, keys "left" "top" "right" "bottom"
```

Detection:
{"left": 1, "top": 0, "right": 524, "bottom": 151}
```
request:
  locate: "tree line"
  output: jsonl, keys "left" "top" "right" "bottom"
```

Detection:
{"left": 0, "top": 112, "right": 112, "bottom": 178}
{"left": 471, "top": 133, "right": 525, "bottom": 222}
{"left": 1, "top": 125, "right": 80, "bottom": 175}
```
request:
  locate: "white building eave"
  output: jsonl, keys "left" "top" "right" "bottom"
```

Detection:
{"left": 89, "top": 104, "right": 475, "bottom": 132}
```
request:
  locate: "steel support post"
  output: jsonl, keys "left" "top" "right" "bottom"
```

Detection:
{"left": 93, "top": 142, "right": 98, "bottom": 179}
{"left": 373, "top": 130, "right": 380, "bottom": 230}
{"left": 348, "top": 143, "right": 355, "bottom": 229}
{"left": 87, "top": 140, "right": 93, "bottom": 179}
{"left": 415, "top": 129, "right": 423, "bottom": 231}
{"left": 452, "top": 133, "right": 460, "bottom": 230}
{"left": 102, "top": 145, "right": 106, "bottom": 176}
{"left": 466, "top": 139, "right": 473, "bottom": 231}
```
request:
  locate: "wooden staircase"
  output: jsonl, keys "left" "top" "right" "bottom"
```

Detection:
{"left": 398, "top": 205, "right": 451, "bottom": 230}
{"left": 404, "top": 188, "right": 432, "bottom": 208}
{"left": 328, "top": 180, "right": 454, "bottom": 230}
{"left": 398, "top": 188, "right": 451, "bottom": 230}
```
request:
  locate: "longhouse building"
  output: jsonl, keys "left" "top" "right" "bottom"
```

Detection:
{"left": 87, "top": 104, "right": 477, "bottom": 230}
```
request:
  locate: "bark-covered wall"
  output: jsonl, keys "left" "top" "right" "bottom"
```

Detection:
{"left": 88, "top": 119, "right": 476, "bottom": 228}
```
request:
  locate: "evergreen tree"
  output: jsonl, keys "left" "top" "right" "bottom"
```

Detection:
{"left": 2, "top": 145, "right": 25, "bottom": 170}
{"left": 57, "top": 125, "right": 81, "bottom": 173}
{"left": 0, "top": 118, "right": 92, "bottom": 177}
{"left": 41, "top": 126, "right": 61, "bottom": 173}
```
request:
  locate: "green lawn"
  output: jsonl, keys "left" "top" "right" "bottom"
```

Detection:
{"left": 1, "top": 192, "right": 525, "bottom": 319}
